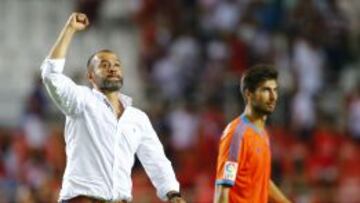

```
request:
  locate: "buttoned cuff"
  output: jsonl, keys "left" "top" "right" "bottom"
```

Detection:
{"left": 159, "top": 182, "right": 180, "bottom": 201}
{"left": 215, "top": 179, "right": 235, "bottom": 187}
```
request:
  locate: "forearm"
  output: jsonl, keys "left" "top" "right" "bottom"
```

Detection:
{"left": 214, "top": 185, "right": 229, "bottom": 203}
{"left": 137, "top": 122, "right": 180, "bottom": 201}
{"left": 48, "top": 13, "right": 89, "bottom": 59}
{"left": 269, "top": 180, "right": 291, "bottom": 203}
{"left": 215, "top": 192, "right": 228, "bottom": 203}
{"left": 41, "top": 13, "right": 89, "bottom": 116}
{"left": 48, "top": 26, "right": 75, "bottom": 59}
{"left": 138, "top": 151, "right": 179, "bottom": 200}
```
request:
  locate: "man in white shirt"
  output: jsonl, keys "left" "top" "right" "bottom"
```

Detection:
{"left": 41, "top": 13, "right": 185, "bottom": 203}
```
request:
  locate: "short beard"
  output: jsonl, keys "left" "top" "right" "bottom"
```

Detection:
{"left": 99, "top": 78, "right": 123, "bottom": 92}
{"left": 252, "top": 104, "right": 273, "bottom": 116}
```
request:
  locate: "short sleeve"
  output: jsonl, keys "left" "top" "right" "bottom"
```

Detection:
{"left": 215, "top": 119, "right": 247, "bottom": 187}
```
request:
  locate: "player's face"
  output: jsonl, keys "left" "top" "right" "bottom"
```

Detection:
{"left": 90, "top": 52, "right": 124, "bottom": 92}
{"left": 250, "top": 80, "right": 278, "bottom": 116}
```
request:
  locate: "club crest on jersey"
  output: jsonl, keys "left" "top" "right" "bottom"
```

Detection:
{"left": 224, "top": 161, "right": 238, "bottom": 181}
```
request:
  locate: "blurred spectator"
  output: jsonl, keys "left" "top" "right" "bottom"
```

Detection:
{"left": 292, "top": 37, "right": 324, "bottom": 96}
{"left": 21, "top": 76, "right": 49, "bottom": 150}
{"left": 211, "top": 0, "right": 241, "bottom": 33}
{"left": 337, "top": 139, "right": 360, "bottom": 203}
{"left": 291, "top": 91, "right": 316, "bottom": 140}
{"left": 151, "top": 51, "right": 184, "bottom": 100}
{"left": 197, "top": 99, "right": 225, "bottom": 170}
{"left": 168, "top": 101, "right": 199, "bottom": 151}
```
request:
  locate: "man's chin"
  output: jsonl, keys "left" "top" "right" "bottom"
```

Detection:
{"left": 100, "top": 87, "right": 121, "bottom": 92}
{"left": 263, "top": 110, "right": 273, "bottom": 116}
{"left": 254, "top": 106, "right": 274, "bottom": 116}
{"left": 99, "top": 81, "right": 122, "bottom": 92}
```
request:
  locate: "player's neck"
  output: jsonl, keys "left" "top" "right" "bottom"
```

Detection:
{"left": 104, "top": 91, "right": 119, "bottom": 104}
{"left": 104, "top": 91, "right": 124, "bottom": 118}
{"left": 243, "top": 106, "right": 267, "bottom": 129}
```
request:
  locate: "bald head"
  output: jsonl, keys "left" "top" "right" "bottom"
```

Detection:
{"left": 87, "top": 49, "right": 118, "bottom": 70}
{"left": 86, "top": 50, "right": 124, "bottom": 92}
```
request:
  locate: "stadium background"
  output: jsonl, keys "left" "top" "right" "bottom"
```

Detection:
{"left": 0, "top": 0, "right": 359, "bottom": 202}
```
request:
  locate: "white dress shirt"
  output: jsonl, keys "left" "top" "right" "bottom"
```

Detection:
{"left": 40, "top": 59, "right": 179, "bottom": 202}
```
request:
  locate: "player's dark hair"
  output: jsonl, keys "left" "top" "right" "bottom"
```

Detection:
{"left": 240, "top": 64, "right": 278, "bottom": 101}
{"left": 87, "top": 49, "right": 115, "bottom": 70}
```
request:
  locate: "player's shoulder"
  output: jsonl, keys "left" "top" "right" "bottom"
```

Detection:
{"left": 79, "top": 85, "right": 91, "bottom": 92}
{"left": 77, "top": 85, "right": 93, "bottom": 97}
{"left": 221, "top": 116, "right": 242, "bottom": 139}
{"left": 222, "top": 116, "right": 248, "bottom": 139}
{"left": 126, "top": 106, "right": 149, "bottom": 120}
{"left": 227, "top": 116, "right": 245, "bottom": 131}
{"left": 228, "top": 116, "right": 242, "bottom": 126}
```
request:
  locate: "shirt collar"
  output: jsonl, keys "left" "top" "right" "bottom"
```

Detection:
{"left": 92, "top": 88, "right": 133, "bottom": 108}
{"left": 240, "top": 114, "right": 267, "bottom": 136}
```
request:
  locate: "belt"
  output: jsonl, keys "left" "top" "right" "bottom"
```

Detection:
{"left": 63, "top": 196, "right": 128, "bottom": 203}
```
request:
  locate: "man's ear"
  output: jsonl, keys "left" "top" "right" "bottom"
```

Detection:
{"left": 87, "top": 70, "right": 97, "bottom": 88}
{"left": 244, "top": 89, "right": 253, "bottom": 102}
{"left": 244, "top": 89, "right": 251, "bottom": 101}
{"left": 87, "top": 70, "right": 93, "bottom": 81}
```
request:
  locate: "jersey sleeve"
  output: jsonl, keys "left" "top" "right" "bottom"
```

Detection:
{"left": 215, "top": 119, "right": 247, "bottom": 187}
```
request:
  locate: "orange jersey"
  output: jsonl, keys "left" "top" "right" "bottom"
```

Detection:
{"left": 215, "top": 115, "right": 271, "bottom": 203}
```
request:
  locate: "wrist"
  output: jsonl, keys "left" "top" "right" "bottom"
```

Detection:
{"left": 167, "top": 191, "right": 181, "bottom": 200}
{"left": 64, "top": 25, "right": 76, "bottom": 35}
{"left": 280, "top": 197, "right": 291, "bottom": 203}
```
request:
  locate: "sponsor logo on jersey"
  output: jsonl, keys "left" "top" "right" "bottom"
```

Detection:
{"left": 224, "top": 161, "right": 238, "bottom": 181}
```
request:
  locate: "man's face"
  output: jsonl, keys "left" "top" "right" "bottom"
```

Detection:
{"left": 89, "top": 52, "right": 124, "bottom": 92}
{"left": 248, "top": 79, "right": 278, "bottom": 116}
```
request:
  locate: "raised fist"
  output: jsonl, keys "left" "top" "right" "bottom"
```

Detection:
{"left": 66, "top": 13, "right": 89, "bottom": 31}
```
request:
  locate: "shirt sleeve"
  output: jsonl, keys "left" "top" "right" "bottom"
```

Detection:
{"left": 40, "top": 58, "right": 86, "bottom": 116}
{"left": 136, "top": 114, "right": 180, "bottom": 201}
{"left": 215, "top": 120, "right": 247, "bottom": 187}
